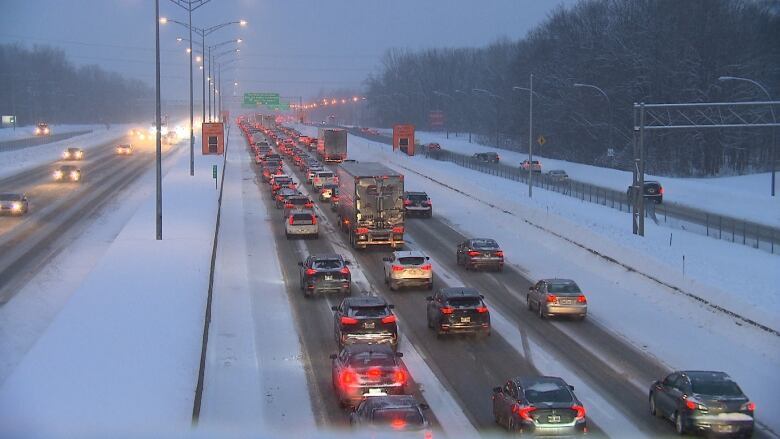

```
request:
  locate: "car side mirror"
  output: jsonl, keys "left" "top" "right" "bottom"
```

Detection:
{"left": 426, "top": 256, "right": 430, "bottom": 260}
{"left": 382, "top": 257, "right": 392, "bottom": 262}
{"left": 297, "top": 262, "right": 304, "bottom": 266}
{"left": 395, "top": 352, "right": 403, "bottom": 357}
{"left": 388, "top": 304, "right": 395, "bottom": 309}
{"left": 480, "top": 295, "right": 485, "bottom": 299}
{"left": 419, "top": 403, "right": 430, "bottom": 410}
{"left": 345, "top": 260, "right": 351, "bottom": 266}
{"left": 569, "top": 385, "right": 575, "bottom": 391}
{"left": 493, "top": 387, "right": 502, "bottom": 394}
{"left": 329, "top": 354, "right": 337, "bottom": 360}
{"left": 331, "top": 305, "right": 338, "bottom": 311}
{"left": 529, "top": 286, "right": 534, "bottom": 291}
{"left": 426, "top": 296, "right": 433, "bottom": 301}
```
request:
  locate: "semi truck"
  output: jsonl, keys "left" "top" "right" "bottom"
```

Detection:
{"left": 336, "top": 162, "right": 405, "bottom": 250}
{"left": 317, "top": 128, "right": 348, "bottom": 163}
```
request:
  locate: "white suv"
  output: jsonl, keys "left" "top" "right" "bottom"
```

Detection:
{"left": 382, "top": 250, "right": 433, "bottom": 291}
{"left": 285, "top": 208, "right": 319, "bottom": 239}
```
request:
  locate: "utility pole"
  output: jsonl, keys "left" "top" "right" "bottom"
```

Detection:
{"left": 154, "top": 0, "right": 163, "bottom": 239}
{"left": 528, "top": 73, "right": 534, "bottom": 198}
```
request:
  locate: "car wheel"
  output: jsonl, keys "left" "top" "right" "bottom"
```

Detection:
{"left": 456, "top": 254, "right": 461, "bottom": 266}
{"left": 527, "top": 295, "right": 533, "bottom": 311}
{"left": 389, "top": 280, "right": 397, "bottom": 291}
{"left": 285, "top": 233, "right": 290, "bottom": 240}
{"left": 674, "top": 411, "right": 686, "bottom": 435}
{"left": 538, "top": 303, "right": 546, "bottom": 319}
{"left": 427, "top": 281, "right": 433, "bottom": 290}
{"left": 649, "top": 394, "right": 661, "bottom": 418}
{"left": 497, "top": 265, "right": 503, "bottom": 272}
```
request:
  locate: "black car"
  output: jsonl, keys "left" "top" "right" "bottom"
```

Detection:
{"left": 274, "top": 188, "right": 299, "bottom": 208}
{"left": 627, "top": 180, "right": 664, "bottom": 204}
{"left": 402, "top": 191, "right": 432, "bottom": 218}
{"left": 330, "top": 344, "right": 408, "bottom": 407}
{"left": 493, "top": 376, "right": 587, "bottom": 435}
{"left": 350, "top": 395, "right": 431, "bottom": 434}
{"left": 298, "top": 254, "right": 351, "bottom": 297}
{"left": 473, "top": 152, "right": 500, "bottom": 163}
{"left": 426, "top": 287, "right": 490, "bottom": 337}
{"left": 649, "top": 371, "right": 754, "bottom": 437}
{"left": 0, "top": 193, "right": 29, "bottom": 215}
{"left": 332, "top": 296, "right": 398, "bottom": 349}
{"left": 456, "top": 238, "right": 504, "bottom": 271}
{"left": 283, "top": 194, "right": 314, "bottom": 212}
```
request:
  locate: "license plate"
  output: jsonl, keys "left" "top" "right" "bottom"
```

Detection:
{"left": 363, "top": 322, "right": 375, "bottom": 329}
{"left": 461, "top": 317, "right": 471, "bottom": 323}
{"left": 483, "top": 253, "right": 491, "bottom": 257}
{"left": 717, "top": 425, "right": 734, "bottom": 433}
{"left": 547, "top": 415, "right": 561, "bottom": 423}
{"left": 560, "top": 299, "right": 574, "bottom": 305}
{"left": 325, "top": 275, "right": 333, "bottom": 281}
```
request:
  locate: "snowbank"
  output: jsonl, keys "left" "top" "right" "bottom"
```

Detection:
{"left": 0, "top": 140, "right": 223, "bottom": 436}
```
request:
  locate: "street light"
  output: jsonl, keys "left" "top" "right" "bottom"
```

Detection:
{"left": 573, "top": 82, "right": 613, "bottom": 164}
{"left": 719, "top": 76, "right": 777, "bottom": 196}
{"left": 512, "top": 74, "right": 535, "bottom": 198}
{"left": 211, "top": 47, "right": 240, "bottom": 121}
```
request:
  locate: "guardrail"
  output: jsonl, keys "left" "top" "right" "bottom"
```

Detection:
{"left": 345, "top": 128, "right": 778, "bottom": 254}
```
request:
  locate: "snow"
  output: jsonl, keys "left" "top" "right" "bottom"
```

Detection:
{"left": 0, "top": 124, "right": 101, "bottom": 142}
{"left": 411, "top": 130, "right": 780, "bottom": 227}
{"left": 295, "top": 124, "right": 780, "bottom": 434}
{"left": 0, "top": 141, "right": 222, "bottom": 435}
{"left": 0, "top": 124, "right": 134, "bottom": 179}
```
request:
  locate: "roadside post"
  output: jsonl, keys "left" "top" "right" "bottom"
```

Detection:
{"left": 212, "top": 165, "right": 217, "bottom": 189}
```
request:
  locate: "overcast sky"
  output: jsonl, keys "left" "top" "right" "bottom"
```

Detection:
{"left": 1, "top": 0, "right": 577, "bottom": 104}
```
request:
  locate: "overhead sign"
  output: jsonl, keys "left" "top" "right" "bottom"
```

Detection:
{"left": 537, "top": 135, "right": 546, "bottom": 146}
{"left": 1, "top": 115, "right": 15, "bottom": 126}
{"left": 243, "top": 92, "right": 280, "bottom": 106}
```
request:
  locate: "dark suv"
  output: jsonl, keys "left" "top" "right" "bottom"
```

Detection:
{"left": 402, "top": 191, "right": 432, "bottom": 218}
{"left": 649, "top": 370, "right": 754, "bottom": 437}
{"left": 426, "top": 287, "right": 490, "bottom": 337}
{"left": 473, "top": 152, "right": 499, "bottom": 163}
{"left": 331, "top": 344, "right": 408, "bottom": 407}
{"left": 350, "top": 395, "right": 431, "bottom": 434}
{"left": 299, "top": 254, "right": 351, "bottom": 297}
{"left": 627, "top": 180, "right": 664, "bottom": 204}
{"left": 332, "top": 296, "right": 398, "bottom": 349}
{"left": 456, "top": 238, "right": 504, "bottom": 271}
{"left": 492, "top": 376, "right": 587, "bottom": 435}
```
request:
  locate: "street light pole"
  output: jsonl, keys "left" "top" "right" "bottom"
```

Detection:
{"left": 573, "top": 82, "right": 612, "bottom": 162}
{"left": 512, "top": 74, "right": 535, "bottom": 198}
{"left": 719, "top": 76, "right": 776, "bottom": 196}
{"left": 455, "top": 90, "right": 472, "bottom": 143}
{"left": 154, "top": 0, "right": 163, "bottom": 239}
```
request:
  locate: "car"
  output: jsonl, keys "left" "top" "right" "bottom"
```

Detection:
{"left": 492, "top": 376, "right": 587, "bottom": 435}
{"left": 312, "top": 170, "right": 336, "bottom": 190}
{"left": 330, "top": 344, "right": 408, "bottom": 407}
{"left": 527, "top": 279, "right": 587, "bottom": 320}
{"left": 547, "top": 169, "right": 569, "bottom": 182}
{"left": 271, "top": 176, "right": 296, "bottom": 195}
{"left": 274, "top": 188, "right": 299, "bottom": 208}
{"left": 426, "top": 287, "right": 490, "bottom": 337}
{"left": 332, "top": 296, "right": 398, "bottom": 349}
{"left": 283, "top": 194, "right": 314, "bottom": 213}
{"left": 350, "top": 394, "right": 432, "bottom": 436}
{"left": 402, "top": 192, "right": 432, "bottom": 218}
{"left": 521, "top": 159, "right": 542, "bottom": 172}
{"left": 649, "top": 370, "right": 755, "bottom": 437}
{"left": 318, "top": 183, "right": 338, "bottom": 202}
{"left": 0, "top": 193, "right": 29, "bottom": 215}
{"left": 473, "top": 152, "right": 499, "bottom": 163}
{"left": 456, "top": 238, "right": 504, "bottom": 271}
{"left": 285, "top": 208, "right": 318, "bottom": 239}
{"left": 383, "top": 251, "right": 433, "bottom": 291}
{"left": 298, "top": 253, "right": 351, "bottom": 296}
{"left": 306, "top": 166, "right": 324, "bottom": 184}
{"left": 53, "top": 165, "right": 82, "bottom": 182}
{"left": 426, "top": 142, "right": 441, "bottom": 152}
{"left": 62, "top": 147, "right": 84, "bottom": 160}
{"left": 627, "top": 180, "right": 664, "bottom": 204}
{"left": 34, "top": 122, "right": 50, "bottom": 136}
{"left": 116, "top": 144, "right": 133, "bottom": 155}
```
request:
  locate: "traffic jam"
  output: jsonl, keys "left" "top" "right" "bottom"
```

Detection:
{"left": 237, "top": 116, "right": 758, "bottom": 438}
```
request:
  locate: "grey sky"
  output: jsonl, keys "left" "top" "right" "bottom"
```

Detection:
{"left": 1, "top": 0, "right": 577, "bottom": 103}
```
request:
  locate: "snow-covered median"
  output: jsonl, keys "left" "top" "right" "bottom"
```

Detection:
{"left": 0, "top": 141, "right": 223, "bottom": 436}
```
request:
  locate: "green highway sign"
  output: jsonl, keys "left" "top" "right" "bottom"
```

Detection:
{"left": 243, "top": 92, "right": 279, "bottom": 106}
{"left": 212, "top": 165, "right": 217, "bottom": 179}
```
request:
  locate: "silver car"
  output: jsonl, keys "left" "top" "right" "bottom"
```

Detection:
{"left": 527, "top": 278, "right": 587, "bottom": 320}
{"left": 382, "top": 250, "right": 433, "bottom": 291}
{"left": 285, "top": 208, "right": 319, "bottom": 239}
{"left": 0, "top": 193, "right": 29, "bottom": 215}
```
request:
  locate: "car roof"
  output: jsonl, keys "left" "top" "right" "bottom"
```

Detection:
{"left": 680, "top": 371, "right": 731, "bottom": 381}
{"left": 343, "top": 296, "right": 388, "bottom": 308}
{"left": 440, "top": 287, "right": 481, "bottom": 298}
{"left": 392, "top": 250, "right": 426, "bottom": 258}
{"left": 542, "top": 278, "right": 577, "bottom": 284}
{"left": 0, "top": 193, "right": 25, "bottom": 199}
{"left": 468, "top": 238, "right": 498, "bottom": 245}
{"left": 644, "top": 180, "right": 661, "bottom": 185}
{"left": 67, "top": 147, "right": 82, "bottom": 150}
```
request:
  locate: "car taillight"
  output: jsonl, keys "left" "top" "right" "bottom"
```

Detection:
{"left": 512, "top": 404, "right": 536, "bottom": 421}
{"left": 273, "top": 185, "right": 280, "bottom": 191}
{"left": 476, "top": 306, "right": 488, "bottom": 313}
{"left": 340, "top": 316, "right": 359, "bottom": 325}
{"left": 391, "top": 265, "right": 404, "bottom": 272}
{"left": 393, "top": 369, "right": 407, "bottom": 384}
{"left": 571, "top": 404, "right": 586, "bottom": 420}
{"left": 392, "top": 226, "right": 404, "bottom": 234}
{"left": 546, "top": 294, "right": 558, "bottom": 303}
{"left": 495, "top": 250, "right": 504, "bottom": 257}
{"left": 423, "top": 200, "right": 431, "bottom": 206}
{"left": 421, "top": 264, "right": 432, "bottom": 271}
{"left": 403, "top": 200, "right": 412, "bottom": 206}
{"left": 305, "top": 268, "right": 317, "bottom": 276}
{"left": 289, "top": 216, "right": 295, "bottom": 225}
{"left": 356, "top": 227, "right": 369, "bottom": 235}
{"left": 311, "top": 216, "right": 317, "bottom": 224}
{"left": 285, "top": 203, "right": 293, "bottom": 208}
{"left": 367, "top": 368, "right": 383, "bottom": 378}
{"left": 659, "top": 187, "right": 665, "bottom": 194}
{"left": 381, "top": 315, "right": 396, "bottom": 324}
{"left": 741, "top": 401, "right": 755, "bottom": 411}
{"left": 577, "top": 295, "right": 587, "bottom": 303}
{"left": 339, "top": 267, "right": 350, "bottom": 275}
{"left": 684, "top": 398, "right": 706, "bottom": 411}
{"left": 440, "top": 307, "right": 454, "bottom": 314}
{"left": 340, "top": 370, "right": 357, "bottom": 386}
{"left": 467, "top": 251, "right": 481, "bottom": 257}
{"left": 305, "top": 202, "right": 314, "bottom": 208}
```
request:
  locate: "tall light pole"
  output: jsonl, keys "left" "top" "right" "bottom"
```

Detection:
{"left": 472, "top": 88, "right": 505, "bottom": 149}
{"left": 513, "top": 74, "right": 535, "bottom": 198}
{"left": 211, "top": 48, "right": 240, "bottom": 121}
{"left": 154, "top": 0, "right": 163, "bottom": 239}
{"left": 719, "top": 76, "right": 776, "bottom": 196}
{"left": 574, "top": 82, "right": 612, "bottom": 162}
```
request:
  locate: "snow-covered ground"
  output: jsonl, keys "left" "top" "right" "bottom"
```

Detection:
{"left": 0, "top": 124, "right": 133, "bottom": 179}
{"left": 0, "top": 123, "right": 102, "bottom": 142}
{"left": 0, "top": 140, "right": 222, "bottom": 436}
{"left": 396, "top": 130, "right": 780, "bottom": 227}
{"left": 298, "top": 124, "right": 780, "bottom": 434}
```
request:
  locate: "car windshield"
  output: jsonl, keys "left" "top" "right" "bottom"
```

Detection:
{"left": 312, "top": 259, "right": 343, "bottom": 270}
{"left": 447, "top": 297, "right": 481, "bottom": 308}
{"left": 523, "top": 381, "right": 573, "bottom": 404}
{"left": 349, "top": 305, "right": 388, "bottom": 318}
{"left": 691, "top": 379, "right": 743, "bottom": 397}
{"left": 372, "top": 408, "right": 425, "bottom": 429}
{"left": 548, "top": 282, "right": 581, "bottom": 295}
{"left": 471, "top": 239, "right": 498, "bottom": 249}
{"left": 398, "top": 257, "right": 426, "bottom": 266}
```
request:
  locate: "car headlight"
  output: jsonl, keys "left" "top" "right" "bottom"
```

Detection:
{"left": 44, "top": 128, "right": 50, "bottom": 134}
{"left": 70, "top": 171, "right": 80, "bottom": 180}
{"left": 76, "top": 151, "right": 83, "bottom": 158}
{"left": 54, "top": 171, "right": 63, "bottom": 179}
{"left": 62, "top": 151, "right": 70, "bottom": 158}
{"left": 35, "top": 128, "right": 41, "bottom": 134}
{"left": 11, "top": 202, "right": 22, "bottom": 211}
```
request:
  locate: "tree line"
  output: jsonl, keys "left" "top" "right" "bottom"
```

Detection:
{"left": 0, "top": 44, "right": 153, "bottom": 126}
{"left": 363, "top": 0, "right": 780, "bottom": 176}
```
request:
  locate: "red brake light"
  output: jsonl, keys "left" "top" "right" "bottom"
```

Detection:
{"left": 367, "top": 368, "right": 383, "bottom": 378}
{"left": 305, "top": 268, "right": 317, "bottom": 276}
{"left": 467, "top": 251, "right": 481, "bottom": 257}
{"left": 340, "top": 370, "right": 357, "bottom": 386}
{"left": 421, "top": 264, "right": 432, "bottom": 271}
{"left": 476, "top": 306, "right": 488, "bottom": 313}
{"left": 393, "top": 369, "right": 407, "bottom": 384}
{"left": 381, "top": 315, "right": 396, "bottom": 324}
{"left": 546, "top": 294, "right": 558, "bottom": 303}
{"left": 356, "top": 227, "right": 369, "bottom": 235}
{"left": 685, "top": 398, "right": 697, "bottom": 410}
{"left": 572, "top": 404, "right": 586, "bottom": 420}
{"left": 746, "top": 402, "right": 755, "bottom": 411}
{"left": 659, "top": 187, "right": 665, "bottom": 194}
{"left": 340, "top": 316, "right": 359, "bottom": 325}
{"left": 339, "top": 266, "right": 350, "bottom": 275}
{"left": 512, "top": 404, "right": 536, "bottom": 421}
{"left": 440, "top": 307, "right": 454, "bottom": 314}
{"left": 305, "top": 202, "right": 314, "bottom": 208}
{"left": 285, "top": 203, "right": 293, "bottom": 208}
{"left": 390, "top": 419, "right": 406, "bottom": 430}
{"left": 289, "top": 216, "right": 294, "bottom": 225}
{"left": 311, "top": 215, "right": 317, "bottom": 224}
{"left": 495, "top": 250, "right": 504, "bottom": 257}
{"left": 392, "top": 226, "right": 404, "bottom": 234}
{"left": 403, "top": 200, "right": 412, "bottom": 206}
{"left": 391, "top": 265, "right": 404, "bottom": 272}
{"left": 577, "top": 295, "right": 587, "bottom": 303}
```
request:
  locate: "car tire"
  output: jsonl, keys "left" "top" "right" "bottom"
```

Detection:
{"left": 649, "top": 394, "right": 661, "bottom": 418}
{"left": 427, "top": 281, "right": 433, "bottom": 290}
{"left": 285, "top": 233, "right": 290, "bottom": 240}
{"left": 389, "top": 280, "right": 397, "bottom": 291}
{"left": 527, "top": 295, "right": 533, "bottom": 311}
{"left": 538, "top": 303, "right": 546, "bottom": 319}
{"left": 314, "top": 233, "right": 319, "bottom": 239}
{"left": 496, "top": 265, "right": 503, "bottom": 272}
{"left": 674, "top": 411, "right": 686, "bottom": 435}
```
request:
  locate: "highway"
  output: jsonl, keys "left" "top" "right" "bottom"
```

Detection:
{"left": 0, "top": 130, "right": 93, "bottom": 153}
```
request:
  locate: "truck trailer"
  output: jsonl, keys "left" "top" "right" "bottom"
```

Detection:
{"left": 336, "top": 162, "right": 404, "bottom": 250}
{"left": 317, "top": 128, "right": 348, "bottom": 163}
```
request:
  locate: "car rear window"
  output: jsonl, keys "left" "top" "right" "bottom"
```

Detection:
{"left": 349, "top": 305, "right": 389, "bottom": 318}
{"left": 289, "top": 198, "right": 308, "bottom": 205}
{"left": 291, "top": 213, "right": 314, "bottom": 224}
{"left": 348, "top": 352, "right": 392, "bottom": 367}
{"left": 523, "top": 381, "right": 573, "bottom": 404}
{"left": 548, "top": 282, "right": 581, "bottom": 295}
{"left": 372, "top": 408, "right": 425, "bottom": 429}
{"left": 446, "top": 297, "right": 481, "bottom": 308}
{"left": 398, "top": 257, "right": 426, "bottom": 266}
{"left": 471, "top": 239, "right": 498, "bottom": 249}
{"left": 406, "top": 194, "right": 428, "bottom": 201}
{"left": 312, "top": 259, "right": 343, "bottom": 270}
{"left": 691, "top": 379, "right": 742, "bottom": 397}
{"left": 317, "top": 172, "right": 334, "bottom": 178}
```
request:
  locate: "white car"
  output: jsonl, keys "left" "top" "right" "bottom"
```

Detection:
{"left": 382, "top": 250, "right": 433, "bottom": 291}
{"left": 312, "top": 170, "right": 337, "bottom": 190}
{"left": 285, "top": 208, "right": 319, "bottom": 239}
